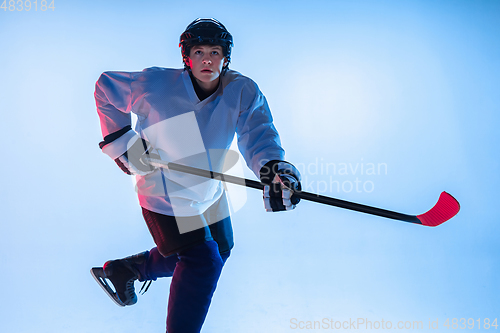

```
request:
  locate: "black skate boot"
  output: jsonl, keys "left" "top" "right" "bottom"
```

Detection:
{"left": 91, "top": 251, "right": 150, "bottom": 307}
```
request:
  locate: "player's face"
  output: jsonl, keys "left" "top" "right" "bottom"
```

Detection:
{"left": 187, "top": 45, "right": 227, "bottom": 88}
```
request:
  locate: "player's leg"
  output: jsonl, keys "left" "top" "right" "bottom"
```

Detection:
{"left": 92, "top": 195, "right": 233, "bottom": 308}
{"left": 139, "top": 201, "right": 233, "bottom": 276}
{"left": 91, "top": 207, "right": 211, "bottom": 306}
{"left": 91, "top": 247, "right": 181, "bottom": 307}
{"left": 166, "top": 239, "right": 230, "bottom": 333}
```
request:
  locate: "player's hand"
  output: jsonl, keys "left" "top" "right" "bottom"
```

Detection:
{"left": 260, "top": 160, "right": 301, "bottom": 212}
{"left": 114, "top": 138, "right": 160, "bottom": 176}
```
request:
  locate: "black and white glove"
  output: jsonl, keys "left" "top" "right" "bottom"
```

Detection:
{"left": 114, "top": 137, "right": 160, "bottom": 176}
{"left": 99, "top": 126, "right": 160, "bottom": 176}
{"left": 259, "top": 160, "right": 301, "bottom": 212}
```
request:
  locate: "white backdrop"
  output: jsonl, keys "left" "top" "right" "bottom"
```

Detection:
{"left": 1, "top": 1, "right": 499, "bottom": 332}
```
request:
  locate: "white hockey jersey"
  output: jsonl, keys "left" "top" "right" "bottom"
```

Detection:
{"left": 95, "top": 67, "right": 285, "bottom": 216}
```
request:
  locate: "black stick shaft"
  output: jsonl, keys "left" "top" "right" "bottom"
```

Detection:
{"left": 166, "top": 162, "right": 421, "bottom": 224}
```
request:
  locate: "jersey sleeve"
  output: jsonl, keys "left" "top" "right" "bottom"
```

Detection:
{"left": 235, "top": 80, "right": 285, "bottom": 177}
{"left": 95, "top": 71, "right": 139, "bottom": 159}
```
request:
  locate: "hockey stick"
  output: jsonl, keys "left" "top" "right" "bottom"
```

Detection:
{"left": 143, "top": 157, "right": 460, "bottom": 227}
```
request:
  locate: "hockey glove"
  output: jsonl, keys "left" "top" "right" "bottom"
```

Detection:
{"left": 260, "top": 160, "right": 302, "bottom": 212}
{"left": 114, "top": 138, "right": 160, "bottom": 176}
{"left": 99, "top": 126, "right": 160, "bottom": 176}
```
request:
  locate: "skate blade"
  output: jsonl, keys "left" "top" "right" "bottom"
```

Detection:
{"left": 90, "top": 267, "right": 126, "bottom": 307}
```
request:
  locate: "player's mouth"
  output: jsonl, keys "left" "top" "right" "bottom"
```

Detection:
{"left": 201, "top": 68, "right": 213, "bottom": 73}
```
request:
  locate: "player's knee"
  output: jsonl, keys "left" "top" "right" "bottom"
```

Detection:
{"left": 200, "top": 240, "right": 224, "bottom": 273}
{"left": 182, "top": 240, "right": 224, "bottom": 276}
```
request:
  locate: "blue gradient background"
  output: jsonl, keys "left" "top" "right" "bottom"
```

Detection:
{"left": 1, "top": 1, "right": 498, "bottom": 332}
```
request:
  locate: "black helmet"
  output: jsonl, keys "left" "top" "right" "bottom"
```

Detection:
{"left": 179, "top": 18, "right": 233, "bottom": 72}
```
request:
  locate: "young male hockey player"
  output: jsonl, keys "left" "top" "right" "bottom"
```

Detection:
{"left": 91, "top": 18, "right": 301, "bottom": 333}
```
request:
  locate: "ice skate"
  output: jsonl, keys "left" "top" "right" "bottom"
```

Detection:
{"left": 91, "top": 251, "right": 148, "bottom": 307}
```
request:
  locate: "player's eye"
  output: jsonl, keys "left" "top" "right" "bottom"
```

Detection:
{"left": 212, "top": 51, "right": 219, "bottom": 55}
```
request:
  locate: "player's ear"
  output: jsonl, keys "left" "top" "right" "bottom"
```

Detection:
{"left": 223, "top": 57, "right": 228, "bottom": 67}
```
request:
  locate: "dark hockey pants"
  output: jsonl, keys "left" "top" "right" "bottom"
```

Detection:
{"left": 135, "top": 240, "right": 230, "bottom": 333}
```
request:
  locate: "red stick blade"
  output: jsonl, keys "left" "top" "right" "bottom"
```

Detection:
{"left": 416, "top": 192, "right": 460, "bottom": 227}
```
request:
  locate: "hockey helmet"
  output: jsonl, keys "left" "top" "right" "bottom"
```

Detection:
{"left": 179, "top": 18, "right": 233, "bottom": 72}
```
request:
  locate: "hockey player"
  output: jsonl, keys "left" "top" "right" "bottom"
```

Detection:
{"left": 91, "top": 18, "right": 301, "bottom": 333}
